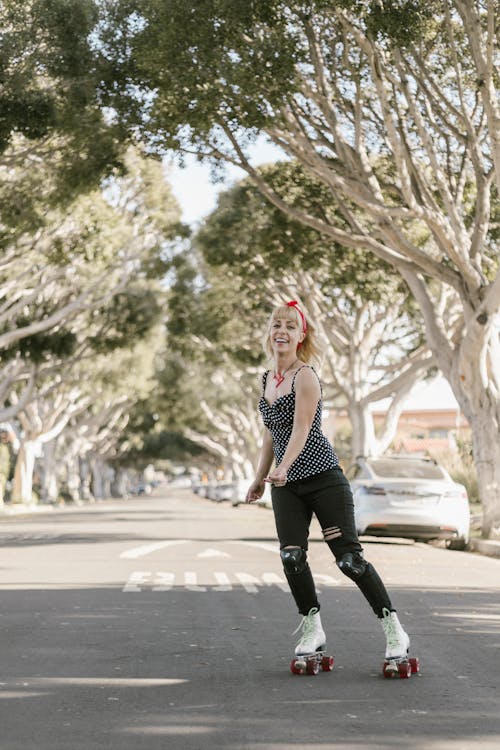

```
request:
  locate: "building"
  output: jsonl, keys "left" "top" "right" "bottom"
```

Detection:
{"left": 325, "top": 374, "right": 471, "bottom": 459}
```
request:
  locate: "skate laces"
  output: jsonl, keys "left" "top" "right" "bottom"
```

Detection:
{"left": 293, "top": 608, "right": 318, "bottom": 643}
{"left": 382, "top": 608, "right": 400, "bottom": 650}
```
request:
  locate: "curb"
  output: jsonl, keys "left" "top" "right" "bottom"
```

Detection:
{"left": 468, "top": 538, "right": 500, "bottom": 558}
{"left": 0, "top": 504, "right": 56, "bottom": 516}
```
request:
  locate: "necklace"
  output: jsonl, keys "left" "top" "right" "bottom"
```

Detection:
{"left": 273, "top": 359, "right": 299, "bottom": 388}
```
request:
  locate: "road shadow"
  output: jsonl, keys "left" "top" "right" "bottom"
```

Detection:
{"left": 1, "top": 584, "right": 500, "bottom": 749}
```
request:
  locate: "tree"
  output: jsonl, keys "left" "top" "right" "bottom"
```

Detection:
{"left": 0, "top": 0, "right": 126, "bottom": 247}
{"left": 140, "top": 251, "right": 267, "bottom": 478}
{"left": 103, "top": 1, "right": 500, "bottom": 537}
{"left": 3, "top": 149, "right": 183, "bottom": 502}
{"left": 196, "top": 162, "right": 435, "bottom": 459}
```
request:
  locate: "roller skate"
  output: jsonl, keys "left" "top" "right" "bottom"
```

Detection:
{"left": 290, "top": 607, "right": 334, "bottom": 675}
{"left": 381, "top": 608, "right": 419, "bottom": 679}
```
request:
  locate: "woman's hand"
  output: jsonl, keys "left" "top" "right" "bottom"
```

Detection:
{"left": 265, "top": 465, "right": 288, "bottom": 487}
{"left": 245, "top": 479, "right": 265, "bottom": 503}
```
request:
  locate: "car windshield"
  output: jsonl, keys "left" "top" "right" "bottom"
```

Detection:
{"left": 368, "top": 459, "right": 446, "bottom": 480}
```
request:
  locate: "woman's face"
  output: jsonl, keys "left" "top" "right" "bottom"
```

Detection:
{"left": 269, "top": 314, "right": 305, "bottom": 356}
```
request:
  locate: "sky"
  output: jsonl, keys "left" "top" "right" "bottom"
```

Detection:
{"left": 371, "top": 376, "right": 459, "bottom": 412}
{"left": 165, "top": 143, "right": 460, "bottom": 412}
{"left": 165, "top": 137, "right": 283, "bottom": 227}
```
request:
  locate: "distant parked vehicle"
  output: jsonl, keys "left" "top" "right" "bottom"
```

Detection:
{"left": 231, "top": 478, "right": 272, "bottom": 508}
{"left": 213, "top": 482, "right": 235, "bottom": 502}
{"left": 134, "top": 483, "right": 152, "bottom": 496}
{"left": 345, "top": 455, "right": 470, "bottom": 550}
{"left": 168, "top": 476, "right": 192, "bottom": 489}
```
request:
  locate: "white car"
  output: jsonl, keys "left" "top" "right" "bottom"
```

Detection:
{"left": 345, "top": 455, "right": 470, "bottom": 550}
{"left": 231, "top": 478, "right": 272, "bottom": 508}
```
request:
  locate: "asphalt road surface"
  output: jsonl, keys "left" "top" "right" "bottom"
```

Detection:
{"left": 1, "top": 487, "right": 500, "bottom": 750}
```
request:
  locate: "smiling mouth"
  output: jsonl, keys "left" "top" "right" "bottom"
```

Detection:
{"left": 274, "top": 339, "right": 289, "bottom": 344}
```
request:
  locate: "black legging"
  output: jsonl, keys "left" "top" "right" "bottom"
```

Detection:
{"left": 272, "top": 468, "right": 393, "bottom": 617}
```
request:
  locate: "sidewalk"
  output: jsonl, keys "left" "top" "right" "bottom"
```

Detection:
{"left": 468, "top": 537, "right": 500, "bottom": 558}
{"left": 0, "top": 499, "right": 88, "bottom": 516}
{"left": 0, "top": 503, "right": 56, "bottom": 516}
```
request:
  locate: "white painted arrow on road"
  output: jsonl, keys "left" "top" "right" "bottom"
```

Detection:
{"left": 120, "top": 539, "right": 191, "bottom": 559}
{"left": 197, "top": 548, "right": 231, "bottom": 558}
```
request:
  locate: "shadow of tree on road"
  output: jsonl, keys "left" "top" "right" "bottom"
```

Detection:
{"left": 1, "top": 585, "right": 500, "bottom": 750}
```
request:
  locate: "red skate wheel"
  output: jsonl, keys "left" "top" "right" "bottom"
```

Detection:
{"left": 290, "top": 659, "right": 305, "bottom": 675}
{"left": 321, "top": 655, "right": 334, "bottom": 671}
{"left": 383, "top": 661, "right": 396, "bottom": 678}
{"left": 306, "top": 659, "right": 320, "bottom": 675}
{"left": 409, "top": 657, "right": 420, "bottom": 674}
{"left": 398, "top": 661, "right": 411, "bottom": 679}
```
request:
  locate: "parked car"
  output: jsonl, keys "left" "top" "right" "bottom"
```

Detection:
{"left": 213, "top": 482, "right": 235, "bottom": 502}
{"left": 231, "top": 478, "right": 272, "bottom": 508}
{"left": 134, "top": 483, "right": 152, "bottom": 496}
{"left": 345, "top": 455, "right": 470, "bottom": 549}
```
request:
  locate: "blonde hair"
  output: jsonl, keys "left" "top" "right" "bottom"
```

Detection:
{"left": 262, "top": 303, "right": 323, "bottom": 366}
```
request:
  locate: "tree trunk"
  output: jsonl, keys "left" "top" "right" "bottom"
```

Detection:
{"left": 41, "top": 440, "right": 59, "bottom": 504}
{"left": 12, "top": 440, "right": 38, "bottom": 504}
{"left": 468, "top": 410, "right": 500, "bottom": 538}
{"left": 65, "top": 454, "right": 82, "bottom": 503}
{"left": 347, "top": 402, "right": 378, "bottom": 459}
{"left": 91, "top": 459, "right": 105, "bottom": 500}
{"left": 113, "top": 468, "right": 131, "bottom": 498}
{"left": 79, "top": 458, "right": 94, "bottom": 502}
{"left": 103, "top": 464, "right": 114, "bottom": 499}
{"left": 440, "top": 335, "right": 500, "bottom": 539}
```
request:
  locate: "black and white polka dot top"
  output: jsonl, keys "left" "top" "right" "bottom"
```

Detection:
{"left": 259, "top": 365, "right": 339, "bottom": 482}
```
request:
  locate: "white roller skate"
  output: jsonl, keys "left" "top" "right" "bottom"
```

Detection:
{"left": 290, "top": 608, "right": 334, "bottom": 676}
{"left": 381, "top": 607, "right": 419, "bottom": 679}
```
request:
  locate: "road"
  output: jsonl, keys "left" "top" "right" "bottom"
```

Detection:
{"left": 1, "top": 487, "right": 500, "bottom": 750}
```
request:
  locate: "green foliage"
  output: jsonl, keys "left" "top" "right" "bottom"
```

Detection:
{"left": 363, "top": 1, "right": 437, "bottom": 43}
{"left": 0, "top": 0, "right": 128, "bottom": 244}
{"left": 431, "top": 439, "right": 479, "bottom": 506}
{"left": 197, "top": 161, "right": 419, "bottom": 310}
{"left": 0, "top": 328, "right": 78, "bottom": 365}
{"left": 165, "top": 251, "right": 265, "bottom": 367}
{"left": 88, "top": 285, "right": 164, "bottom": 354}
{"left": 1, "top": 0, "right": 119, "bottom": 149}
{"left": 101, "top": 1, "right": 440, "bottom": 150}
{"left": 100, "top": 0, "right": 305, "bottom": 146}
{"left": 0, "top": 146, "right": 184, "bottom": 481}
{"left": 116, "top": 422, "right": 211, "bottom": 469}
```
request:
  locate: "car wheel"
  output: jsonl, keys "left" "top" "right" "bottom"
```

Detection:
{"left": 446, "top": 537, "right": 468, "bottom": 551}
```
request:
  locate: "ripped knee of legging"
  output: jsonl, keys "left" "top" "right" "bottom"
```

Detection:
{"left": 322, "top": 525, "right": 343, "bottom": 543}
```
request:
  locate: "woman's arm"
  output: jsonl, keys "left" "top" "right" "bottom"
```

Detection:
{"left": 266, "top": 367, "right": 320, "bottom": 484}
{"left": 246, "top": 428, "right": 274, "bottom": 502}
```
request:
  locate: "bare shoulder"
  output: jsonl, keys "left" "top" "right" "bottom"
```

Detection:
{"left": 294, "top": 365, "right": 320, "bottom": 393}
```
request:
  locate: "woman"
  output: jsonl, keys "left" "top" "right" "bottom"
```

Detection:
{"left": 246, "top": 300, "right": 411, "bottom": 675}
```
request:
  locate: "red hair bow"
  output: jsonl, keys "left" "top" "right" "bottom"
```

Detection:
{"left": 287, "top": 300, "right": 307, "bottom": 333}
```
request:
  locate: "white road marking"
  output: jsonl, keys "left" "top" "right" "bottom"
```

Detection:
{"left": 315, "top": 573, "right": 342, "bottom": 586}
{"left": 122, "top": 571, "right": 152, "bottom": 592}
{"left": 213, "top": 572, "right": 232, "bottom": 591}
{"left": 122, "top": 570, "right": 341, "bottom": 593}
{"left": 152, "top": 572, "right": 175, "bottom": 592}
{"left": 185, "top": 571, "right": 207, "bottom": 592}
{"left": 234, "top": 572, "right": 261, "bottom": 593}
{"left": 121, "top": 539, "right": 281, "bottom": 561}
{"left": 197, "top": 548, "right": 231, "bottom": 558}
{"left": 228, "top": 541, "right": 279, "bottom": 554}
{"left": 261, "top": 572, "right": 289, "bottom": 591}
{"left": 120, "top": 539, "right": 191, "bottom": 559}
